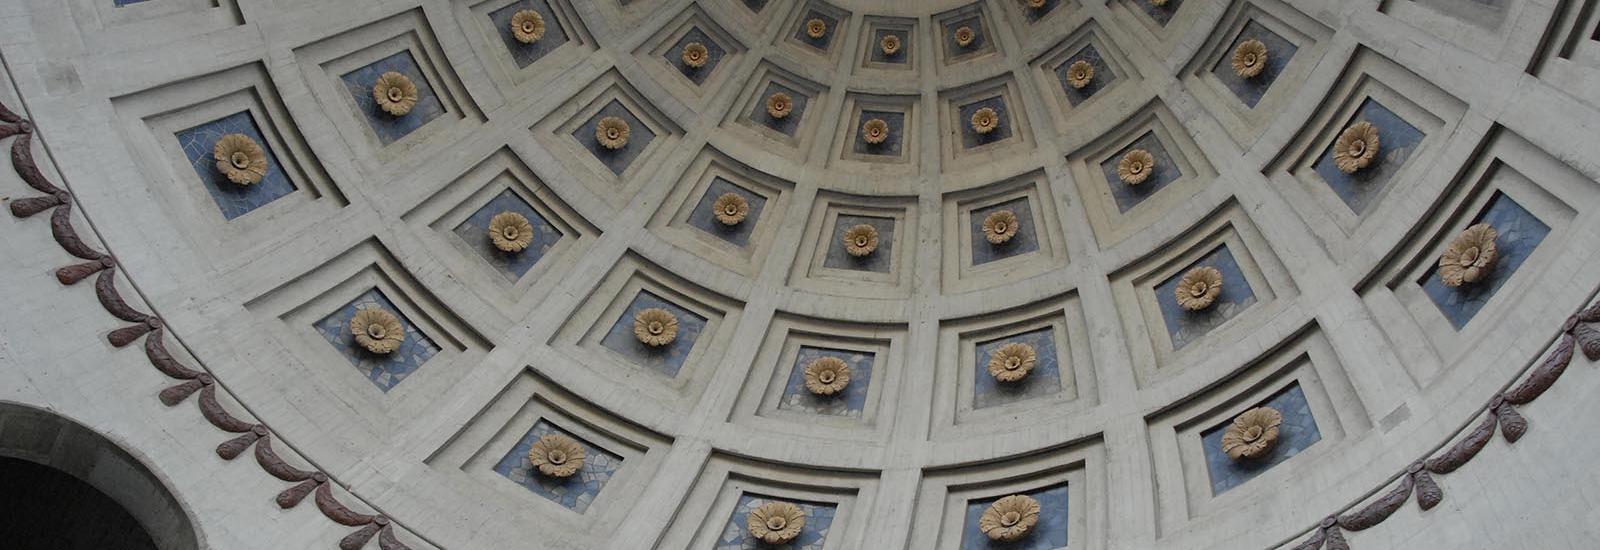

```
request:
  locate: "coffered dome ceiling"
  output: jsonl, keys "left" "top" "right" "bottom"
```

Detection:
{"left": 3, "top": 0, "right": 1600, "bottom": 548}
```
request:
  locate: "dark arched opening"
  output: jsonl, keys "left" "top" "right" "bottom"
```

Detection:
{"left": 0, "top": 402, "right": 200, "bottom": 550}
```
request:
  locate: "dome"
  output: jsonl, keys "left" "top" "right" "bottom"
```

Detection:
{"left": 2, "top": 0, "right": 1599, "bottom": 549}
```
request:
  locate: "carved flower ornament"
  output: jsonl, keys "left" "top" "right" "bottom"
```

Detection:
{"left": 1333, "top": 121, "right": 1380, "bottom": 174}
{"left": 806, "top": 18, "right": 827, "bottom": 39}
{"left": 987, "top": 342, "right": 1037, "bottom": 383}
{"left": 1151, "top": 0, "right": 1170, "bottom": 6}
{"left": 1438, "top": 223, "right": 1499, "bottom": 288}
{"left": 970, "top": 107, "right": 1000, "bottom": 135}
{"left": 712, "top": 192, "right": 749, "bottom": 226}
{"left": 861, "top": 118, "right": 890, "bottom": 145}
{"left": 212, "top": 134, "right": 268, "bottom": 186}
{"left": 527, "top": 433, "right": 586, "bottom": 477}
{"left": 954, "top": 26, "right": 977, "bottom": 48}
{"left": 510, "top": 9, "right": 546, "bottom": 44}
{"left": 1026, "top": 0, "right": 1048, "bottom": 8}
{"left": 982, "top": 209, "right": 1020, "bottom": 245}
{"left": 803, "top": 356, "right": 852, "bottom": 396}
{"left": 842, "top": 224, "right": 880, "bottom": 257}
{"left": 681, "top": 42, "right": 710, "bottom": 69}
{"left": 1222, "top": 406, "right": 1283, "bottom": 460}
{"left": 1175, "top": 266, "right": 1224, "bottom": 311}
{"left": 350, "top": 308, "right": 405, "bottom": 355}
{"left": 1231, "top": 39, "right": 1268, "bottom": 79}
{"left": 488, "top": 211, "right": 535, "bottom": 253}
{"left": 766, "top": 92, "right": 793, "bottom": 119}
{"left": 1118, "top": 149, "right": 1156, "bottom": 185}
{"left": 595, "top": 116, "right": 630, "bottom": 150}
{"left": 747, "top": 501, "right": 806, "bottom": 544}
{"left": 880, "top": 34, "right": 902, "bottom": 56}
{"left": 373, "top": 72, "right": 419, "bottom": 117}
{"left": 980, "top": 494, "right": 1041, "bottom": 542}
{"left": 1065, "top": 60, "right": 1095, "bottom": 89}
{"left": 632, "top": 308, "right": 678, "bottom": 347}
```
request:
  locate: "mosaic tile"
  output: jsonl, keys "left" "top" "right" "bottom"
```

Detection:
{"left": 1421, "top": 192, "right": 1550, "bottom": 329}
{"left": 716, "top": 494, "right": 836, "bottom": 550}
{"left": 664, "top": 27, "right": 727, "bottom": 85}
{"left": 959, "top": 483, "right": 1070, "bottom": 550}
{"left": 777, "top": 346, "right": 875, "bottom": 418}
{"left": 1021, "top": 0, "right": 1062, "bottom": 23}
{"left": 488, "top": 0, "right": 571, "bottom": 69}
{"left": 868, "top": 28, "right": 911, "bottom": 65}
{"left": 1154, "top": 245, "right": 1258, "bottom": 350}
{"left": 749, "top": 83, "right": 810, "bottom": 137}
{"left": 451, "top": 189, "right": 564, "bottom": 281}
{"left": 1210, "top": 21, "right": 1298, "bottom": 108}
{"left": 973, "top": 327, "right": 1063, "bottom": 410}
{"left": 114, "top": 0, "right": 151, "bottom": 6}
{"left": 823, "top": 214, "right": 896, "bottom": 273}
{"left": 957, "top": 96, "right": 1012, "bottom": 149}
{"left": 1100, "top": 131, "right": 1182, "bottom": 213}
{"left": 851, "top": 109, "right": 906, "bottom": 157}
{"left": 1133, "top": 0, "right": 1183, "bottom": 26}
{"left": 175, "top": 111, "right": 296, "bottom": 220}
{"left": 598, "top": 290, "right": 708, "bottom": 377}
{"left": 794, "top": 10, "right": 840, "bottom": 52}
{"left": 571, "top": 100, "right": 656, "bottom": 176}
{"left": 339, "top": 51, "right": 447, "bottom": 146}
{"left": 970, "top": 198, "right": 1039, "bottom": 266}
{"left": 313, "top": 289, "right": 440, "bottom": 392}
{"left": 1201, "top": 384, "right": 1321, "bottom": 495}
{"left": 1312, "top": 99, "right": 1425, "bottom": 215}
{"left": 686, "top": 178, "right": 768, "bottom": 248}
{"left": 493, "top": 420, "right": 622, "bottom": 513}
{"left": 1055, "top": 44, "right": 1117, "bottom": 107}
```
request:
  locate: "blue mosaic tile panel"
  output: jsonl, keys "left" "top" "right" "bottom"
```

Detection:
{"left": 1210, "top": 21, "right": 1298, "bottom": 108}
{"left": 175, "top": 111, "right": 297, "bottom": 220}
{"left": 598, "top": 290, "right": 708, "bottom": 377}
{"left": 1312, "top": 99, "right": 1425, "bottom": 215}
{"left": 1201, "top": 384, "right": 1321, "bottom": 495}
{"left": 489, "top": 0, "right": 570, "bottom": 69}
{"left": 868, "top": 28, "right": 910, "bottom": 65}
{"left": 1154, "top": 245, "right": 1258, "bottom": 350}
{"left": 749, "top": 82, "right": 810, "bottom": 137}
{"left": 571, "top": 100, "right": 656, "bottom": 176}
{"left": 716, "top": 494, "right": 836, "bottom": 550}
{"left": 1421, "top": 192, "right": 1550, "bottom": 329}
{"left": 686, "top": 178, "right": 768, "bottom": 248}
{"left": 942, "top": 16, "right": 988, "bottom": 60}
{"left": 958, "top": 96, "right": 1012, "bottom": 149}
{"left": 794, "top": 9, "right": 840, "bottom": 52}
{"left": 823, "top": 214, "right": 896, "bottom": 273}
{"left": 970, "top": 198, "right": 1039, "bottom": 266}
{"left": 665, "top": 27, "right": 727, "bottom": 85}
{"left": 777, "top": 346, "right": 875, "bottom": 418}
{"left": 851, "top": 109, "right": 906, "bottom": 157}
{"left": 973, "top": 328, "right": 1063, "bottom": 410}
{"left": 1099, "top": 132, "right": 1182, "bottom": 213}
{"left": 1056, "top": 44, "right": 1117, "bottom": 107}
{"left": 1133, "top": 0, "right": 1183, "bottom": 26}
{"left": 114, "top": 0, "right": 151, "bottom": 6}
{"left": 339, "top": 51, "right": 447, "bottom": 146}
{"left": 313, "top": 289, "right": 441, "bottom": 392}
{"left": 493, "top": 420, "right": 622, "bottom": 513}
{"left": 1022, "top": 0, "right": 1062, "bottom": 23}
{"left": 960, "top": 484, "right": 1070, "bottom": 550}
{"left": 451, "top": 189, "right": 564, "bottom": 281}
